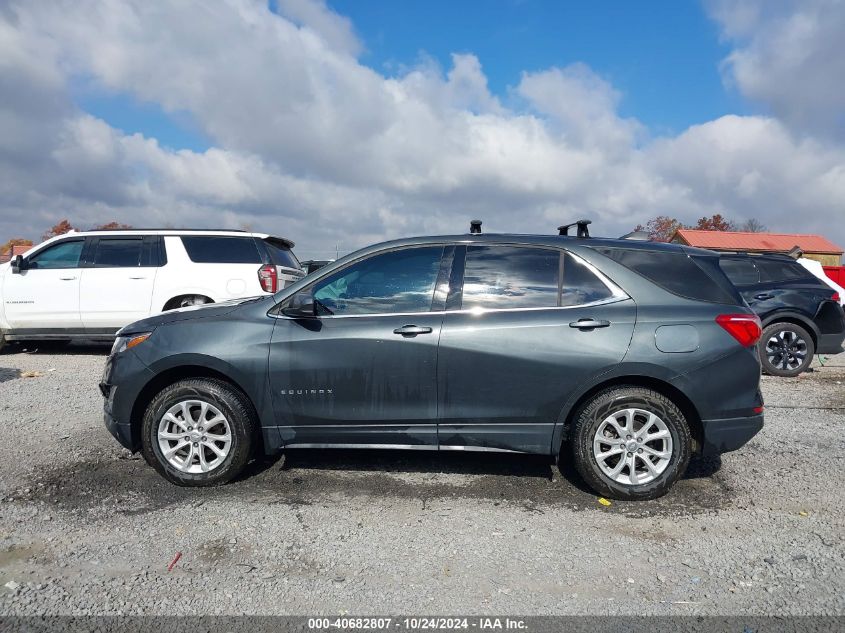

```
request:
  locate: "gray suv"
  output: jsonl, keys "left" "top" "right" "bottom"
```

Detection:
{"left": 101, "top": 227, "right": 764, "bottom": 500}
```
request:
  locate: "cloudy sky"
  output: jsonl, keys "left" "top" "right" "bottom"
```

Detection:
{"left": 0, "top": 0, "right": 843, "bottom": 260}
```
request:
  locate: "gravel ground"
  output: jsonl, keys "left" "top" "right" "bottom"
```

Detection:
{"left": 0, "top": 342, "right": 843, "bottom": 616}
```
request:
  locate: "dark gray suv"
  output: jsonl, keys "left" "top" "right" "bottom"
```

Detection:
{"left": 101, "top": 228, "right": 764, "bottom": 500}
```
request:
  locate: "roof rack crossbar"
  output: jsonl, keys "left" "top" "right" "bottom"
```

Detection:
{"left": 558, "top": 219, "right": 592, "bottom": 238}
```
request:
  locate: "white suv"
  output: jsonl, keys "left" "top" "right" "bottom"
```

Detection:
{"left": 0, "top": 229, "right": 303, "bottom": 347}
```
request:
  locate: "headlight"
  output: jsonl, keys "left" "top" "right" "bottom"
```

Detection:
{"left": 111, "top": 332, "right": 152, "bottom": 355}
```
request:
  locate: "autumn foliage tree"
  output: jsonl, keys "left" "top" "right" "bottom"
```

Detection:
{"left": 0, "top": 238, "right": 33, "bottom": 255}
{"left": 93, "top": 222, "right": 133, "bottom": 230}
{"left": 634, "top": 213, "right": 761, "bottom": 242}
{"left": 633, "top": 216, "right": 685, "bottom": 242}
{"left": 41, "top": 219, "right": 78, "bottom": 241}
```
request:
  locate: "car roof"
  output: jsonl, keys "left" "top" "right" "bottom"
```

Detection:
{"left": 39, "top": 229, "right": 295, "bottom": 248}
{"left": 361, "top": 232, "right": 718, "bottom": 257}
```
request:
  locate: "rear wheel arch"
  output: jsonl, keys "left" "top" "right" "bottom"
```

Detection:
{"left": 554, "top": 375, "right": 703, "bottom": 456}
{"left": 162, "top": 294, "right": 214, "bottom": 311}
{"left": 760, "top": 312, "right": 819, "bottom": 347}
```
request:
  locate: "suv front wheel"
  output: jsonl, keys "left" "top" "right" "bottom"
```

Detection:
{"left": 570, "top": 387, "right": 691, "bottom": 501}
{"left": 758, "top": 322, "right": 814, "bottom": 377}
{"left": 141, "top": 378, "right": 256, "bottom": 486}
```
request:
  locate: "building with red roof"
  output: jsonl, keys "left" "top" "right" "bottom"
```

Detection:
{"left": 672, "top": 229, "right": 843, "bottom": 266}
{"left": 0, "top": 244, "right": 31, "bottom": 264}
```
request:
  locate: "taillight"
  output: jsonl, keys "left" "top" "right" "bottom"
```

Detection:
{"left": 832, "top": 291, "right": 841, "bottom": 302}
{"left": 258, "top": 264, "right": 278, "bottom": 293}
{"left": 716, "top": 313, "right": 762, "bottom": 347}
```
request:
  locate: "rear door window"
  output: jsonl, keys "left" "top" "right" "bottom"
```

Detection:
{"left": 719, "top": 258, "right": 759, "bottom": 285}
{"left": 561, "top": 253, "right": 614, "bottom": 306}
{"left": 181, "top": 236, "right": 261, "bottom": 264}
{"left": 92, "top": 238, "right": 143, "bottom": 267}
{"left": 461, "top": 245, "right": 560, "bottom": 310}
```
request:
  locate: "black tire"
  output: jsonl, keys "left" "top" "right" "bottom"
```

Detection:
{"left": 569, "top": 386, "right": 692, "bottom": 501}
{"left": 164, "top": 295, "right": 213, "bottom": 311}
{"left": 758, "top": 322, "right": 814, "bottom": 377}
{"left": 141, "top": 378, "right": 256, "bottom": 486}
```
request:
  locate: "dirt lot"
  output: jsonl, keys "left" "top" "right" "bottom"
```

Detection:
{"left": 0, "top": 343, "right": 843, "bottom": 615}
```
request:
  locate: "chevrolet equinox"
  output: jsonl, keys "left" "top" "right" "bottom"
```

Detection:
{"left": 101, "top": 224, "right": 764, "bottom": 500}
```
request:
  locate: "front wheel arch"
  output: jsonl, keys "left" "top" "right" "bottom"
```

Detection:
{"left": 129, "top": 365, "right": 262, "bottom": 455}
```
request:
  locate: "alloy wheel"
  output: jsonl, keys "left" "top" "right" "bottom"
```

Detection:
{"left": 157, "top": 400, "right": 232, "bottom": 474}
{"left": 765, "top": 329, "right": 807, "bottom": 371}
{"left": 592, "top": 408, "right": 673, "bottom": 486}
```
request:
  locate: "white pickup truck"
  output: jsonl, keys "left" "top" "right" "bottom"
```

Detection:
{"left": 0, "top": 229, "right": 303, "bottom": 348}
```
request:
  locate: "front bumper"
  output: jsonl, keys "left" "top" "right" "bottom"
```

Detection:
{"left": 700, "top": 413, "right": 764, "bottom": 455}
{"left": 100, "top": 349, "right": 154, "bottom": 452}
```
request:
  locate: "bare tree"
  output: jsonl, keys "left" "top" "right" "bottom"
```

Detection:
{"left": 739, "top": 218, "right": 768, "bottom": 232}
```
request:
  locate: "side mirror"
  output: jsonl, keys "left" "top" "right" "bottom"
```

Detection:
{"left": 11, "top": 255, "right": 24, "bottom": 274}
{"left": 282, "top": 291, "right": 316, "bottom": 318}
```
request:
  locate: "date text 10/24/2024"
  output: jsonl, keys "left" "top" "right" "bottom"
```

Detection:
{"left": 307, "top": 618, "right": 528, "bottom": 630}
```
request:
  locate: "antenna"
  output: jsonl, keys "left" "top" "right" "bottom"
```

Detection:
{"left": 558, "top": 219, "right": 592, "bottom": 238}
{"left": 469, "top": 220, "right": 482, "bottom": 234}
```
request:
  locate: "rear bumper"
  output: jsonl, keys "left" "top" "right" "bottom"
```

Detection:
{"left": 817, "top": 332, "right": 844, "bottom": 355}
{"left": 700, "top": 413, "right": 764, "bottom": 455}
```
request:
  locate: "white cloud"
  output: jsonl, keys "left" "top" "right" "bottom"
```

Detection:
{"left": 0, "top": 0, "right": 843, "bottom": 260}
{"left": 708, "top": 0, "right": 845, "bottom": 138}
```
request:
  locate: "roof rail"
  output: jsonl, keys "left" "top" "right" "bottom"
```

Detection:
{"left": 89, "top": 228, "right": 250, "bottom": 232}
{"left": 558, "top": 219, "right": 591, "bottom": 238}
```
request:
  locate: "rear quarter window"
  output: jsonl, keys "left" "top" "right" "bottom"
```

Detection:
{"left": 262, "top": 238, "right": 301, "bottom": 269}
{"left": 181, "top": 236, "right": 262, "bottom": 264}
{"left": 756, "top": 259, "right": 812, "bottom": 283}
{"left": 592, "top": 247, "right": 741, "bottom": 305}
{"left": 719, "top": 258, "right": 759, "bottom": 285}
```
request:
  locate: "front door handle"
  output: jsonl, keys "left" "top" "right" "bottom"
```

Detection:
{"left": 569, "top": 318, "right": 610, "bottom": 329}
{"left": 393, "top": 325, "right": 433, "bottom": 336}
{"left": 754, "top": 293, "right": 774, "bottom": 301}
{"left": 59, "top": 276, "right": 77, "bottom": 281}
{"left": 128, "top": 276, "right": 148, "bottom": 280}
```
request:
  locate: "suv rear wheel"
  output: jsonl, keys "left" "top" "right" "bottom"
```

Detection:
{"left": 759, "top": 322, "right": 814, "bottom": 377}
{"left": 141, "top": 378, "right": 255, "bottom": 486}
{"left": 570, "top": 386, "right": 691, "bottom": 501}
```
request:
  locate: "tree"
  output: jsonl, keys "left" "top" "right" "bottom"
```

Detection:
{"left": 1, "top": 238, "right": 33, "bottom": 255}
{"left": 693, "top": 214, "right": 736, "bottom": 232}
{"left": 92, "top": 222, "right": 133, "bottom": 230}
{"left": 42, "top": 219, "right": 78, "bottom": 241}
{"left": 633, "top": 216, "right": 685, "bottom": 242}
{"left": 739, "top": 218, "right": 767, "bottom": 232}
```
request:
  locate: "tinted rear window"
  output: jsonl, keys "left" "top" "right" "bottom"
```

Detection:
{"left": 719, "top": 258, "right": 759, "bottom": 285}
{"left": 181, "top": 236, "right": 261, "bottom": 264}
{"left": 263, "top": 239, "right": 301, "bottom": 269}
{"left": 462, "top": 245, "right": 560, "bottom": 310}
{"left": 593, "top": 247, "right": 740, "bottom": 304}
{"left": 757, "top": 259, "right": 811, "bottom": 283}
{"left": 93, "top": 238, "right": 143, "bottom": 267}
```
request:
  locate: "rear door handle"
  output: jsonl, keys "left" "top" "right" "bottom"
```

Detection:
{"left": 393, "top": 325, "right": 433, "bottom": 336}
{"left": 569, "top": 318, "right": 610, "bottom": 329}
{"left": 754, "top": 293, "right": 774, "bottom": 300}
